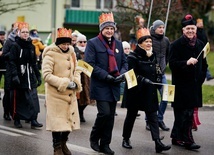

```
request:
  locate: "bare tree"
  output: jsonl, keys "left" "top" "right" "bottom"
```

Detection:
{"left": 0, "top": 0, "right": 45, "bottom": 16}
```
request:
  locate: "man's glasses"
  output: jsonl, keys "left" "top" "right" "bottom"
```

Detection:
{"left": 79, "top": 41, "right": 87, "bottom": 43}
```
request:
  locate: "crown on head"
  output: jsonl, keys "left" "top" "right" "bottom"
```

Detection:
{"left": 136, "top": 28, "right": 150, "bottom": 40}
{"left": 99, "top": 12, "right": 114, "bottom": 25}
{"left": 18, "top": 22, "right": 29, "bottom": 30}
{"left": 57, "top": 28, "right": 72, "bottom": 38}
{"left": 197, "top": 18, "right": 203, "bottom": 24}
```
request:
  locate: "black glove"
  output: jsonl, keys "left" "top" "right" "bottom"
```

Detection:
{"left": 142, "top": 78, "right": 153, "bottom": 85}
{"left": 106, "top": 75, "right": 115, "bottom": 83}
{"left": 37, "top": 78, "right": 42, "bottom": 87}
{"left": 12, "top": 76, "right": 20, "bottom": 87}
{"left": 114, "top": 74, "right": 125, "bottom": 83}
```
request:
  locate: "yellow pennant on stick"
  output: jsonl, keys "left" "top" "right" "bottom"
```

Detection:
{"left": 196, "top": 42, "right": 210, "bottom": 59}
{"left": 124, "top": 69, "right": 137, "bottom": 89}
{"left": 77, "top": 60, "right": 93, "bottom": 77}
{"left": 203, "top": 42, "right": 210, "bottom": 58}
{"left": 0, "top": 43, "right": 2, "bottom": 49}
{"left": 162, "top": 84, "right": 175, "bottom": 102}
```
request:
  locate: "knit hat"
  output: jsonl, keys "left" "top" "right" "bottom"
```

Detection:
{"left": 181, "top": 14, "right": 196, "bottom": 27}
{"left": 122, "top": 41, "right": 130, "bottom": 49}
{"left": 55, "top": 28, "right": 72, "bottom": 45}
{"left": 99, "top": 12, "right": 116, "bottom": 31}
{"left": 152, "top": 20, "right": 165, "bottom": 30}
{"left": 77, "top": 34, "right": 87, "bottom": 42}
{"left": 0, "top": 31, "right": 5, "bottom": 35}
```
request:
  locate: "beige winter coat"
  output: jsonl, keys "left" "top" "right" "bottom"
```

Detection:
{"left": 42, "top": 43, "right": 82, "bottom": 132}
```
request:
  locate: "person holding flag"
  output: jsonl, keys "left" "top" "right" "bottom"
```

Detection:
{"left": 169, "top": 14, "right": 208, "bottom": 150}
{"left": 121, "top": 27, "right": 171, "bottom": 153}
{"left": 84, "top": 12, "right": 128, "bottom": 155}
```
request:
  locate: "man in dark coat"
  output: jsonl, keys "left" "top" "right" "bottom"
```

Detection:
{"left": 84, "top": 12, "right": 128, "bottom": 155}
{"left": 169, "top": 14, "right": 208, "bottom": 150}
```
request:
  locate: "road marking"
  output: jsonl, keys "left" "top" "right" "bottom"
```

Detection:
{"left": 0, "top": 125, "right": 36, "bottom": 136}
{"left": 0, "top": 130, "right": 22, "bottom": 136}
{"left": 67, "top": 143, "right": 104, "bottom": 155}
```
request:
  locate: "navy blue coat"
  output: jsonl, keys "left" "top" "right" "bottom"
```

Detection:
{"left": 84, "top": 36, "right": 128, "bottom": 102}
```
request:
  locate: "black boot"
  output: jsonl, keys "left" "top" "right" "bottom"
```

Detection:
{"left": 155, "top": 139, "right": 171, "bottom": 153}
{"left": 3, "top": 113, "right": 11, "bottom": 121}
{"left": 122, "top": 139, "right": 132, "bottom": 149}
{"left": 14, "top": 119, "right": 22, "bottom": 128}
{"left": 146, "top": 121, "right": 150, "bottom": 131}
{"left": 158, "top": 121, "right": 170, "bottom": 131}
{"left": 53, "top": 141, "right": 63, "bottom": 155}
{"left": 31, "top": 120, "right": 43, "bottom": 129}
{"left": 100, "top": 145, "right": 115, "bottom": 155}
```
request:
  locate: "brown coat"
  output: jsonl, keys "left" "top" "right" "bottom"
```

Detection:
{"left": 42, "top": 43, "right": 82, "bottom": 132}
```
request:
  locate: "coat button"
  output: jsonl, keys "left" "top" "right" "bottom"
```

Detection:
{"left": 72, "top": 112, "right": 74, "bottom": 115}
{"left": 68, "top": 67, "right": 71, "bottom": 70}
{"left": 69, "top": 94, "right": 71, "bottom": 96}
{"left": 67, "top": 58, "right": 70, "bottom": 61}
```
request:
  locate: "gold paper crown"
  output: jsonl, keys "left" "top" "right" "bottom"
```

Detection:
{"left": 136, "top": 28, "right": 150, "bottom": 40}
{"left": 135, "top": 15, "right": 144, "bottom": 25}
{"left": 18, "top": 22, "right": 29, "bottom": 30}
{"left": 57, "top": 28, "right": 72, "bottom": 38}
{"left": 197, "top": 18, "right": 203, "bottom": 24}
{"left": 13, "top": 22, "right": 21, "bottom": 29}
{"left": 99, "top": 12, "right": 114, "bottom": 25}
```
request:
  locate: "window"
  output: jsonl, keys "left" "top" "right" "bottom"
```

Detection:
{"left": 96, "top": 0, "right": 114, "bottom": 9}
{"left": 71, "top": 0, "right": 80, "bottom": 7}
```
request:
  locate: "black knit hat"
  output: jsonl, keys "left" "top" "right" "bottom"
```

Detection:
{"left": 0, "top": 31, "right": 5, "bottom": 35}
{"left": 55, "top": 37, "right": 71, "bottom": 45}
{"left": 181, "top": 14, "right": 196, "bottom": 27}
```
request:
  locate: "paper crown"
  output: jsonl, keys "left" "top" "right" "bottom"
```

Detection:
{"left": 57, "top": 28, "right": 72, "bottom": 38}
{"left": 197, "top": 18, "right": 203, "bottom": 24}
{"left": 99, "top": 12, "right": 114, "bottom": 25}
{"left": 18, "top": 22, "right": 29, "bottom": 30}
{"left": 136, "top": 28, "right": 150, "bottom": 40}
{"left": 135, "top": 15, "right": 144, "bottom": 25}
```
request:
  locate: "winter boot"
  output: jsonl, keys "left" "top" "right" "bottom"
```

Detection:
{"left": 61, "top": 140, "right": 72, "bottom": 155}
{"left": 53, "top": 145, "right": 63, "bottom": 155}
{"left": 155, "top": 139, "right": 171, "bottom": 153}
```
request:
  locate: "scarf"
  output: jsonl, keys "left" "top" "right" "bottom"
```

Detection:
{"left": 98, "top": 33, "right": 120, "bottom": 77}
{"left": 183, "top": 34, "right": 197, "bottom": 47}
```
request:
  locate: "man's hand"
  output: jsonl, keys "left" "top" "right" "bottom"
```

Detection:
{"left": 114, "top": 74, "right": 125, "bottom": 83}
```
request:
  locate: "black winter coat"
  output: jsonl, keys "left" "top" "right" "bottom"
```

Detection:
{"left": 125, "top": 45, "right": 159, "bottom": 112}
{"left": 169, "top": 36, "right": 208, "bottom": 109}
{"left": 9, "top": 37, "right": 41, "bottom": 89}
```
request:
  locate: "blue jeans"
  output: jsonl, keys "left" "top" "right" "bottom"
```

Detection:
{"left": 206, "top": 68, "right": 213, "bottom": 79}
{"left": 157, "top": 74, "right": 168, "bottom": 122}
{"left": 145, "top": 74, "right": 168, "bottom": 122}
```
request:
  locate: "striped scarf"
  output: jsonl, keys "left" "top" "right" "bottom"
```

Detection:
{"left": 98, "top": 33, "right": 120, "bottom": 77}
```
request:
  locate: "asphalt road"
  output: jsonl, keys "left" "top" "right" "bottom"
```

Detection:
{"left": 0, "top": 98, "right": 214, "bottom": 155}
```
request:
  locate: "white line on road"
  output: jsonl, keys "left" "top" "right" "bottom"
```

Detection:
{"left": 0, "top": 125, "right": 36, "bottom": 136}
{"left": 67, "top": 143, "right": 104, "bottom": 155}
{"left": 0, "top": 130, "right": 22, "bottom": 136}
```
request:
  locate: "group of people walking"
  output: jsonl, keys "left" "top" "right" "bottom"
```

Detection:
{"left": 0, "top": 12, "right": 208, "bottom": 155}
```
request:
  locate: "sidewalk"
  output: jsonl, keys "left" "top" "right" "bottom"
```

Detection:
{"left": 165, "top": 74, "right": 214, "bottom": 86}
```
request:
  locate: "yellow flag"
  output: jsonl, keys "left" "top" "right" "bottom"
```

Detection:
{"left": 0, "top": 43, "right": 2, "bottom": 49}
{"left": 77, "top": 60, "right": 93, "bottom": 77}
{"left": 203, "top": 42, "right": 210, "bottom": 58}
{"left": 162, "top": 84, "right": 175, "bottom": 102}
{"left": 124, "top": 69, "right": 137, "bottom": 89}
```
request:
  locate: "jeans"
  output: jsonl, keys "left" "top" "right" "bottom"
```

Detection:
{"left": 206, "top": 68, "right": 213, "bottom": 79}
{"left": 157, "top": 74, "right": 168, "bottom": 122}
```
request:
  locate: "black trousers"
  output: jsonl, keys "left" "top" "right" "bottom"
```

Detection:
{"left": 122, "top": 106, "right": 160, "bottom": 141}
{"left": 171, "top": 108, "right": 194, "bottom": 144}
{"left": 52, "top": 131, "right": 70, "bottom": 146}
{"left": 3, "top": 89, "right": 10, "bottom": 114}
{"left": 90, "top": 101, "right": 117, "bottom": 146}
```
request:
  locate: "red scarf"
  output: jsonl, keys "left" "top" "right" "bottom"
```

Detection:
{"left": 98, "top": 33, "right": 120, "bottom": 77}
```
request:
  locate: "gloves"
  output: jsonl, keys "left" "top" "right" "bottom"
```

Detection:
{"left": 37, "top": 78, "right": 42, "bottom": 87}
{"left": 12, "top": 76, "right": 20, "bottom": 87}
{"left": 142, "top": 78, "right": 153, "bottom": 85}
{"left": 67, "top": 81, "right": 77, "bottom": 89}
{"left": 106, "top": 75, "right": 115, "bottom": 83}
{"left": 114, "top": 74, "right": 125, "bottom": 83}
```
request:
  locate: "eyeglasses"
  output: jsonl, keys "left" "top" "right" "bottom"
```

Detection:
{"left": 79, "top": 41, "right": 87, "bottom": 43}
{"left": 21, "top": 31, "right": 29, "bottom": 34}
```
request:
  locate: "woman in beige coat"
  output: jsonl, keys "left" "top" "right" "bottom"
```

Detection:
{"left": 42, "top": 28, "right": 82, "bottom": 155}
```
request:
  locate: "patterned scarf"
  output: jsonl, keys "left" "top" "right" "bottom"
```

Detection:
{"left": 183, "top": 34, "right": 197, "bottom": 47}
{"left": 98, "top": 33, "right": 120, "bottom": 77}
